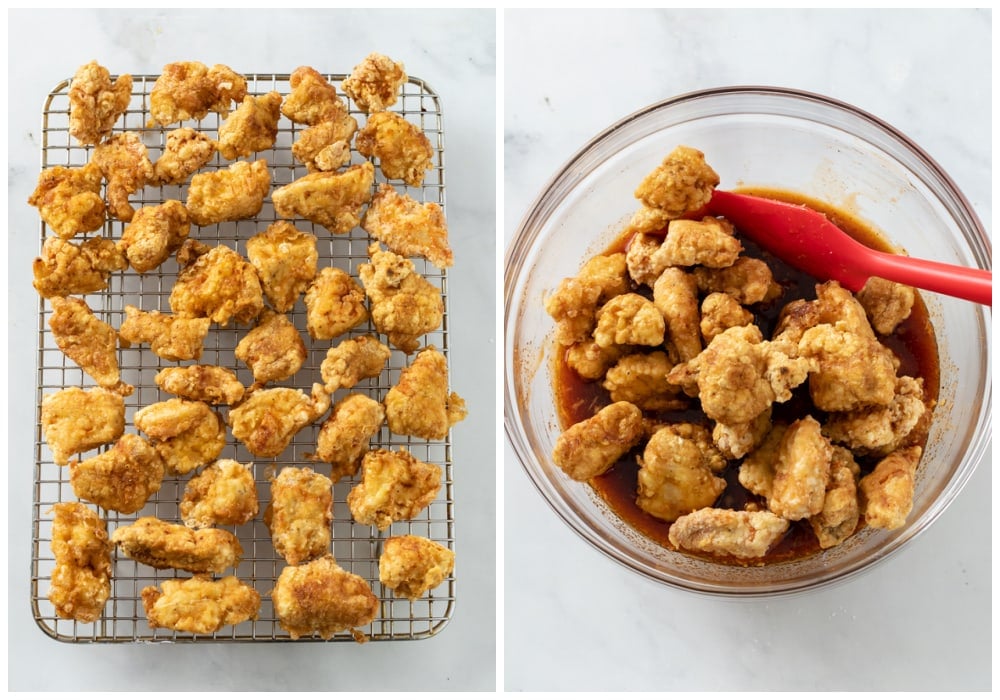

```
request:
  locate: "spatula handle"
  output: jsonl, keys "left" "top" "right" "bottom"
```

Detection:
{"left": 870, "top": 251, "right": 992, "bottom": 307}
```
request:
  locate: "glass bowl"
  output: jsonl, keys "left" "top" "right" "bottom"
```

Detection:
{"left": 503, "top": 86, "right": 991, "bottom": 596}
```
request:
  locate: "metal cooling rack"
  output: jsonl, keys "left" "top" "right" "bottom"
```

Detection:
{"left": 31, "top": 71, "right": 455, "bottom": 642}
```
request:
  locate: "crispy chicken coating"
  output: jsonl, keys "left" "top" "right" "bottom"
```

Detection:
{"left": 154, "top": 365, "right": 246, "bottom": 406}
{"left": 272, "top": 162, "right": 375, "bottom": 234}
{"left": 217, "top": 91, "right": 283, "bottom": 160}
{"left": 858, "top": 446, "right": 922, "bottom": 530}
{"left": 379, "top": 535, "right": 455, "bottom": 601}
{"left": 628, "top": 146, "right": 720, "bottom": 233}
{"left": 768, "top": 416, "right": 832, "bottom": 521}
{"left": 544, "top": 253, "right": 630, "bottom": 346}
{"left": 602, "top": 351, "right": 687, "bottom": 411}
{"left": 92, "top": 131, "right": 153, "bottom": 222}
{"left": 668, "top": 508, "right": 789, "bottom": 560}
{"left": 320, "top": 335, "right": 391, "bottom": 392}
{"left": 700, "top": 292, "right": 753, "bottom": 344}
{"left": 149, "top": 61, "right": 247, "bottom": 126}
{"left": 180, "top": 460, "right": 259, "bottom": 529}
{"left": 552, "top": 401, "right": 644, "bottom": 481}
{"left": 33, "top": 236, "right": 126, "bottom": 298}
{"left": 48, "top": 502, "right": 112, "bottom": 622}
{"left": 272, "top": 555, "right": 379, "bottom": 642}
{"left": 362, "top": 184, "right": 452, "bottom": 268}
{"left": 264, "top": 467, "right": 333, "bottom": 566}
{"left": 856, "top": 276, "right": 916, "bottom": 335}
{"left": 281, "top": 66, "right": 350, "bottom": 125}
{"left": 653, "top": 267, "right": 702, "bottom": 362}
{"left": 228, "top": 384, "right": 331, "bottom": 458}
{"left": 314, "top": 394, "right": 386, "bottom": 482}
{"left": 68, "top": 60, "right": 132, "bottom": 146}
{"left": 246, "top": 221, "right": 319, "bottom": 313}
{"left": 69, "top": 433, "right": 165, "bottom": 513}
{"left": 565, "top": 340, "right": 626, "bottom": 381}
{"left": 169, "top": 244, "right": 265, "bottom": 325}
{"left": 712, "top": 406, "right": 772, "bottom": 460}
{"left": 356, "top": 112, "right": 434, "bottom": 186}
{"left": 142, "top": 575, "right": 261, "bottom": 634}
{"left": 292, "top": 117, "right": 358, "bottom": 173}
{"left": 692, "top": 256, "right": 781, "bottom": 305}
{"left": 185, "top": 159, "right": 271, "bottom": 227}
{"left": 625, "top": 233, "right": 666, "bottom": 287}
{"left": 303, "top": 267, "right": 369, "bottom": 340}
{"left": 341, "top": 52, "right": 407, "bottom": 113}
{"left": 737, "top": 423, "right": 787, "bottom": 499}
{"left": 593, "top": 293, "right": 665, "bottom": 348}
{"left": 823, "top": 375, "right": 928, "bottom": 456}
{"left": 235, "top": 309, "right": 307, "bottom": 386}
{"left": 49, "top": 296, "right": 132, "bottom": 395}
{"left": 358, "top": 243, "right": 443, "bottom": 353}
{"left": 808, "top": 446, "right": 861, "bottom": 549}
{"left": 28, "top": 162, "right": 106, "bottom": 239}
{"left": 119, "top": 305, "right": 211, "bottom": 361}
{"left": 797, "top": 324, "right": 897, "bottom": 412}
{"left": 41, "top": 386, "right": 125, "bottom": 465}
{"left": 654, "top": 216, "right": 742, "bottom": 269}
{"left": 150, "top": 127, "right": 218, "bottom": 186}
{"left": 636, "top": 424, "right": 727, "bottom": 522}
{"left": 111, "top": 516, "right": 242, "bottom": 574}
{"left": 133, "top": 398, "right": 226, "bottom": 476}
{"left": 384, "top": 346, "right": 467, "bottom": 440}
{"left": 347, "top": 448, "right": 442, "bottom": 530}
{"left": 117, "top": 200, "right": 191, "bottom": 273}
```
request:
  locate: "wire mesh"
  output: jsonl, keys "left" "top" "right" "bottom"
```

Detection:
{"left": 31, "top": 71, "right": 455, "bottom": 642}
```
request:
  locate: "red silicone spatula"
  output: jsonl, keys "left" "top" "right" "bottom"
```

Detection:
{"left": 705, "top": 189, "right": 992, "bottom": 307}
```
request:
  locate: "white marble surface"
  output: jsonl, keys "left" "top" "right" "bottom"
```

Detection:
{"left": 503, "top": 9, "right": 990, "bottom": 692}
{"left": 8, "top": 8, "right": 495, "bottom": 692}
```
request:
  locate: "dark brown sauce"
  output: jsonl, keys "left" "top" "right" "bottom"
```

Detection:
{"left": 553, "top": 189, "right": 940, "bottom": 566}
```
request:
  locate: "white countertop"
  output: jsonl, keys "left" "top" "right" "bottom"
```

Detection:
{"left": 8, "top": 8, "right": 496, "bottom": 692}
{"left": 503, "top": 9, "right": 990, "bottom": 692}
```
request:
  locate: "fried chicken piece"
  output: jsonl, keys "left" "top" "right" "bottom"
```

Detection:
{"left": 149, "top": 61, "right": 247, "bottom": 126}
{"left": 272, "top": 555, "right": 379, "bottom": 642}
{"left": 737, "top": 423, "right": 786, "bottom": 499}
{"left": 356, "top": 112, "right": 434, "bottom": 186}
{"left": 692, "top": 256, "right": 781, "bottom": 305}
{"left": 49, "top": 296, "right": 131, "bottom": 395}
{"left": 303, "top": 267, "right": 369, "bottom": 340}
{"left": 185, "top": 159, "right": 271, "bottom": 227}
{"left": 111, "top": 516, "right": 242, "bottom": 573}
{"left": 217, "top": 91, "right": 283, "bottom": 160}
{"left": 384, "top": 346, "right": 467, "bottom": 440}
{"left": 341, "top": 52, "right": 407, "bottom": 113}
{"left": 712, "top": 406, "right": 772, "bottom": 460}
{"left": 264, "top": 467, "right": 333, "bottom": 565}
{"left": 246, "top": 221, "right": 319, "bottom": 313}
{"left": 653, "top": 267, "right": 702, "bottom": 362}
{"left": 92, "top": 131, "right": 153, "bottom": 223}
{"left": 180, "top": 460, "right": 259, "bottom": 528}
{"left": 628, "top": 146, "right": 720, "bottom": 234}
{"left": 668, "top": 508, "right": 790, "bottom": 560}
{"left": 653, "top": 216, "right": 742, "bottom": 269}
{"left": 48, "top": 502, "right": 112, "bottom": 622}
{"left": 68, "top": 60, "right": 132, "bottom": 146}
{"left": 636, "top": 424, "right": 728, "bottom": 522}
{"left": 362, "top": 184, "right": 452, "bottom": 268}
{"left": 545, "top": 253, "right": 631, "bottom": 346}
{"left": 272, "top": 162, "right": 375, "bottom": 234}
{"left": 133, "top": 399, "right": 226, "bottom": 476}
{"left": 28, "top": 162, "right": 106, "bottom": 239}
{"left": 594, "top": 293, "right": 665, "bottom": 348}
{"left": 768, "top": 416, "right": 832, "bottom": 521}
{"left": 856, "top": 276, "right": 916, "bottom": 335}
{"left": 41, "top": 387, "right": 125, "bottom": 465}
{"left": 169, "top": 244, "right": 265, "bottom": 325}
{"left": 282, "top": 66, "right": 350, "bottom": 125}
{"left": 347, "top": 448, "right": 442, "bottom": 530}
{"left": 808, "top": 446, "right": 861, "bottom": 548}
{"left": 797, "top": 324, "right": 897, "bottom": 412}
{"left": 565, "top": 340, "right": 626, "bottom": 381}
{"left": 235, "top": 309, "right": 307, "bottom": 386}
{"left": 358, "top": 243, "right": 444, "bottom": 353}
{"left": 119, "top": 305, "right": 211, "bottom": 361}
{"left": 117, "top": 200, "right": 190, "bottom": 273}
{"left": 602, "top": 351, "right": 687, "bottom": 411}
{"left": 379, "top": 535, "right": 455, "bottom": 601}
{"left": 228, "top": 384, "right": 331, "bottom": 458}
{"left": 33, "top": 236, "right": 126, "bottom": 298}
{"left": 292, "top": 117, "right": 358, "bottom": 173}
{"left": 142, "top": 575, "right": 260, "bottom": 634}
{"left": 69, "top": 433, "right": 165, "bottom": 513}
{"left": 822, "top": 375, "right": 928, "bottom": 456}
{"left": 155, "top": 365, "right": 245, "bottom": 406}
{"left": 150, "top": 127, "right": 218, "bottom": 186}
{"left": 320, "top": 335, "right": 391, "bottom": 392}
{"left": 858, "top": 446, "right": 921, "bottom": 530}
{"left": 551, "top": 401, "right": 644, "bottom": 481}
{"left": 700, "top": 292, "right": 753, "bottom": 344}
{"left": 625, "top": 233, "right": 666, "bottom": 287}
{"left": 314, "top": 394, "right": 386, "bottom": 482}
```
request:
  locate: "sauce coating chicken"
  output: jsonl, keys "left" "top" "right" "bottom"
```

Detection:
{"left": 668, "top": 508, "right": 790, "bottom": 560}
{"left": 551, "top": 401, "right": 644, "bottom": 482}
{"left": 859, "top": 446, "right": 922, "bottom": 530}
{"left": 636, "top": 424, "right": 727, "bottom": 522}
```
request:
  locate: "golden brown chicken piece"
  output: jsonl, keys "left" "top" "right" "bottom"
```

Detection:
{"left": 303, "top": 267, "right": 369, "bottom": 340}
{"left": 185, "top": 159, "right": 271, "bottom": 227}
{"left": 150, "top": 127, "right": 218, "bottom": 186}
{"left": 69, "top": 433, "right": 165, "bottom": 513}
{"left": 668, "top": 508, "right": 790, "bottom": 560}
{"left": 68, "top": 60, "right": 132, "bottom": 146}
{"left": 737, "top": 422, "right": 786, "bottom": 499}
{"left": 653, "top": 267, "right": 702, "bottom": 362}
{"left": 133, "top": 399, "right": 227, "bottom": 476}
{"left": 602, "top": 351, "right": 687, "bottom": 412}
{"left": 49, "top": 296, "right": 132, "bottom": 395}
{"left": 700, "top": 292, "right": 753, "bottom": 344}
{"left": 264, "top": 467, "right": 333, "bottom": 566}
{"left": 291, "top": 117, "right": 358, "bottom": 173}
{"left": 149, "top": 61, "right": 247, "bottom": 126}
{"left": 379, "top": 535, "right": 454, "bottom": 601}
{"left": 341, "top": 52, "right": 408, "bottom": 113}
{"left": 692, "top": 257, "right": 781, "bottom": 305}
{"left": 33, "top": 236, "right": 127, "bottom": 298}
{"left": 48, "top": 502, "right": 112, "bottom": 622}
{"left": 155, "top": 365, "right": 245, "bottom": 406}
{"left": 797, "top": 324, "right": 897, "bottom": 412}
{"left": 315, "top": 394, "right": 386, "bottom": 482}
{"left": 858, "top": 445, "right": 922, "bottom": 530}
{"left": 356, "top": 112, "right": 434, "bottom": 186}
{"left": 272, "top": 555, "right": 379, "bottom": 642}
{"left": 347, "top": 448, "right": 442, "bottom": 531}
{"left": 822, "top": 375, "right": 928, "bottom": 457}
{"left": 624, "top": 233, "right": 666, "bottom": 287}
{"left": 169, "top": 244, "right": 265, "bottom": 325}
{"left": 117, "top": 200, "right": 191, "bottom": 273}
{"left": 180, "top": 459, "right": 259, "bottom": 529}
{"left": 628, "top": 146, "right": 720, "bottom": 234}
{"left": 92, "top": 131, "right": 153, "bottom": 222}
{"left": 228, "top": 384, "right": 331, "bottom": 458}
{"left": 362, "top": 184, "right": 453, "bottom": 268}
{"left": 358, "top": 243, "right": 444, "bottom": 353}
{"left": 654, "top": 217, "right": 742, "bottom": 269}
{"left": 712, "top": 406, "right": 772, "bottom": 460}
{"left": 41, "top": 386, "right": 125, "bottom": 465}
{"left": 142, "top": 575, "right": 261, "bottom": 634}
{"left": 767, "top": 416, "right": 833, "bottom": 521}
{"left": 593, "top": 293, "right": 665, "bottom": 349}
{"left": 111, "top": 516, "right": 243, "bottom": 574}
{"left": 636, "top": 424, "right": 727, "bottom": 522}
{"left": 809, "top": 446, "right": 861, "bottom": 549}
{"left": 119, "top": 305, "right": 211, "bottom": 362}
{"left": 384, "top": 346, "right": 467, "bottom": 440}
{"left": 217, "top": 91, "right": 283, "bottom": 160}
{"left": 281, "top": 66, "right": 350, "bottom": 125}
{"left": 246, "top": 222, "right": 319, "bottom": 313}
{"left": 544, "top": 253, "right": 630, "bottom": 346}
{"left": 28, "top": 162, "right": 106, "bottom": 239}
{"left": 272, "top": 162, "right": 375, "bottom": 234}
{"left": 551, "top": 401, "right": 645, "bottom": 481}
{"left": 235, "top": 309, "right": 307, "bottom": 386}
{"left": 320, "top": 335, "right": 392, "bottom": 392}
{"left": 856, "top": 277, "right": 916, "bottom": 335}
{"left": 564, "top": 340, "right": 626, "bottom": 381}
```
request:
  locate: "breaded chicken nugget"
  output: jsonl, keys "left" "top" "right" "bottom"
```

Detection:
{"left": 356, "top": 112, "right": 434, "bottom": 186}
{"left": 49, "top": 502, "right": 112, "bottom": 622}
{"left": 384, "top": 346, "right": 466, "bottom": 440}
{"left": 92, "top": 131, "right": 154, "bottom": 222}
{"left": 133, "top": 398, "right": 226, "bottom": 475}
{"left": 186, "top": 159, "right": 271, "bottom": 227}
{"left": 111, "top": 516, "right": 242, "bottom": 574}
{"left": 28, "top": 162, "right": 106, "bottom": 239}
{"left": 303, "top": 267, "right": 369, "bottom": 340}
{"left": 245, "top": 221, "right": 318, "bottom": 313}
{"left": 265, "top": 467, "right": 333, "bottom": 565}
{"left": 149, "top": 61, "right": 247, "bottom": 126}
{"left": 69, "top": 433, "right": 165, "bottom": 514}
{"left": 341, "top": 52, "right": 407, "bottom": 113}
{"left": 142, "top": 575, "right": 261, "bottom": 634}
{"left": 235, "top": 309, "right": 307, "bottom": 386}
{"left": 119, "top": 305, "right": 211, "bottom": 362}
{"left": 320, "top": 335, "right": 391, "bottom": 392}
{"left": 49, "top": 296, "right": 132, "bottom": 395}
{"left": 314, "top": 394, "right": 386, "bottom": 482}
{"left": 150, "top": 127, "right": 217, "bottom": 186}
{"left": 180, "top": 460, "right": 259, "bottom": 529}
{"left": 291, "top": 117, "right": 357, "bottom": 173}
{"left": 228, "top": 384, "right": 331, "bottom": 458}
{"left": 169, "top": 244, "right": 265, "bottom": 326}
{"left": 362, "top": 184, "right": 452, "bottom": 268}
{"left": 272, "top": 555, "right": 379, "bottom": 641}
{"left": 117, "top": 200, "right": 190, "bottom": 273}
{"left": 347, "top": 448, "right": 441, "bottom": 531}
{"left": 271, "top": 162, "right": 375, "bottom": 234}
{"left": 154, "top": 365, "right": 245, "bottom": 406}
{"left": 68, "top": 60, "right": 132, "bottom": 145}
{"left": 33, "top": 236, "right": 127, "bottom": 299}
{"left": 41, "top": 386, "right": 125, "bottom": 465}
{"left": 217, "top": 91, "right": 283, "bottom": 160}
{"left": 378, "top": 535, "right": 454, "bottom": 601}
{"left": 281, "top": 66, "right": 349, "bottom": 125}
